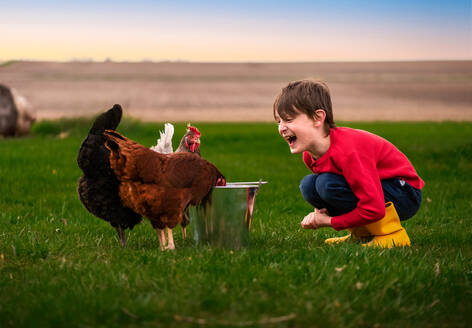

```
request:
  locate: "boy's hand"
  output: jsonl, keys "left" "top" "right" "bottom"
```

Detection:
{"left": 301, "top": 208, "right": 332, "bottom": 230}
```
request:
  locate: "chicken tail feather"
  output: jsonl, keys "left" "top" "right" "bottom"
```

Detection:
{"left": 89, "top": 104, "right": 122, "bottom": 135}
{"left": 151, "top": 123, "right": 174, "bottom": 153}
{"left": 105, "top": 135, "right": 120, "bottom": 155}
{"left": 104, "top": 130, "right": 144, "bottom": 180}
{"left": 105, "top": 129, "right": 126, "bottom": 141}
{"left": 103, "top": 130, "right": 129, "bottom": 162}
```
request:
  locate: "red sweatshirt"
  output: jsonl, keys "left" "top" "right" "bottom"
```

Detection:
{"left": 303, "top": 127, "right": 424, "bottom": 231}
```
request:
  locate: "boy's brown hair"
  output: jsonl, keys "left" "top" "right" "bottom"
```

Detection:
{"left": 273, "top": 80, "right": 336, "bottom": 131}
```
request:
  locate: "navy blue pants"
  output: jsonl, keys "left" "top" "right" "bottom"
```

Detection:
{"left": 299, "top": 173, "right": 422, "bottom": 221}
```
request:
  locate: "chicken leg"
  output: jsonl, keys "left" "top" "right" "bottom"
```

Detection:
{"left": 116, "top": 226, "right": 127, "bottom": 247}
{"left": 166, "top": 228, "right": 175, "bottom": 250}
{"left": 181, "top": 210, "right": 190, "bottom": 239}
{"left": 156, "top": 228, "right": 166, "bottom": 251}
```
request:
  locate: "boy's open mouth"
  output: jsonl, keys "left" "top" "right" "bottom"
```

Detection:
{"left": 286, "top": 135, "right": 297, "bottom": 146}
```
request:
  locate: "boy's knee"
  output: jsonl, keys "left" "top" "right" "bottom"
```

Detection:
{"left": 299, "top": 174, "right": 317, "bottom": 199}
{"left": 315, "top": 173, "right": 347, "bottom": 202}
{"left": 398, "top": 188, "right": 422, "bottom": 221}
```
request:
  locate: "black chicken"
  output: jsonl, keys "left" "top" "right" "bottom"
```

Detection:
{"left": 77, "top": 104, "right": 142, "bottom": 247}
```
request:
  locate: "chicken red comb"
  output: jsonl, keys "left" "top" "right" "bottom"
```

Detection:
{"left": 187, "top": 124, "right": 201, "bottom": 137}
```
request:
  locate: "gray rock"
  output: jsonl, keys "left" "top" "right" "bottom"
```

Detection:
{"left": 0, "top": 84, "right": 18, "bottom": 137}
{"left": 0, "top": 84, "right": 36, "bottom": 137}
{"left": 11, "top": 88, "right": 36, "bottom": 136}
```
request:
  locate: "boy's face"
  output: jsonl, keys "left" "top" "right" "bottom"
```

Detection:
{"left": 276, "top": 111, "right": 318, "bottom": 154}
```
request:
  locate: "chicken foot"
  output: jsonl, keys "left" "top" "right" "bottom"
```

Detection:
{"left": 116, "top": 226, "right": 127, "bottom": 247}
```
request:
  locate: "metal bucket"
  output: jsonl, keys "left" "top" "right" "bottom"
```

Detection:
{"left": 190, "top": 181, "right": 267, "bottom": 249}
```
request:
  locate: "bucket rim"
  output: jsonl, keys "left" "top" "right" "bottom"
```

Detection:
{"left": 213, "top": 181, "right": 268, "bottom": 189}
{"left": 225, "top": 181, "right": 268, "bottom": 185}
{"left": 214, "top": 184, "right": 262, "bottom": 189}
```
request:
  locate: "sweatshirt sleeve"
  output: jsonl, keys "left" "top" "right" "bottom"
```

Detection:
{"left": 330, "top": 151, "right": 386, "bottom": 231}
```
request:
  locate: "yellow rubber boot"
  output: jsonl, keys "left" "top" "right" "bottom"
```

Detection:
{"left": 363, "top": 202, "right": 411, "bottom": 248}
{"left": 324, "top": 226, "right": 371, "bottom": 244}
{"left": 324, "top": 231, "right": 352, "bottom": 244}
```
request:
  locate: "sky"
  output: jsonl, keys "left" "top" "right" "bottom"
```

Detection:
{"left": 1, "top": 0, "right": 471, "bottom": 62}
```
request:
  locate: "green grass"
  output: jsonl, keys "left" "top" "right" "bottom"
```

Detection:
{"left": 1, "top": 118, "right": 471, "bottom": 327}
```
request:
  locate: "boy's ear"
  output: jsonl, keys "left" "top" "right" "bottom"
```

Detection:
{"left": 313, "top": 109, "right": 326, "bottom": 126}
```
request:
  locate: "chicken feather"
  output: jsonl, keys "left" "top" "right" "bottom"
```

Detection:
{"left": 150, "top": 123, "right": 174, "bottom": 154}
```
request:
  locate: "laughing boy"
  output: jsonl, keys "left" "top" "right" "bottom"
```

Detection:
{"left": 274, "top": 80, "right": 423, "bottom": 248}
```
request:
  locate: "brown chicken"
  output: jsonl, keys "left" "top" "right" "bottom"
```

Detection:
{"left": 104, "top": 130, "right": 226, "bottom": 250}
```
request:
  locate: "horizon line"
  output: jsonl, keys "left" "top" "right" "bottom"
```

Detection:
{"left": 2, "top": 58, "right": 472, "bottom": 65}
